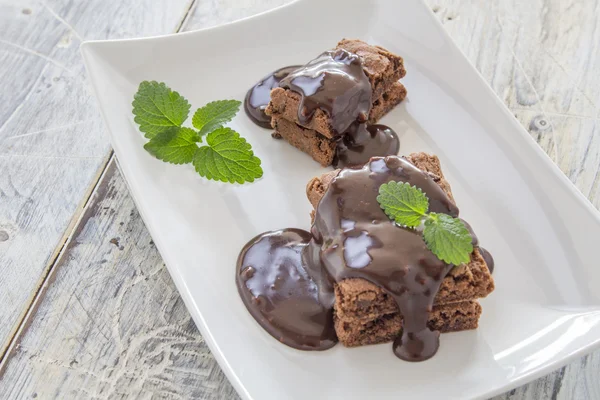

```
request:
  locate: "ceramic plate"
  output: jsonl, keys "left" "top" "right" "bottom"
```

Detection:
{"left": 81, "top": 0, "right": 600, "bottom": 398}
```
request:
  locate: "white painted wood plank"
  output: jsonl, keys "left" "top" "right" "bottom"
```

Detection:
{"left": 0, "top": 0, "right": 193, "bottom": 355}
{"left": 0, "top": 162, "right": 238, "bottom": 399}
{"left": 1, "top": 0, "right": 599, "bottom": 399}
{"left": 424, "top": 0, "right": 600, "bottom": 207}
{"left": 427, "top": 1, "right": 600, "bottom": 398}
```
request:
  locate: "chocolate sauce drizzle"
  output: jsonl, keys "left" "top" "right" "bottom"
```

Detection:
{"left": 279, "top": 49, "right": 372, "bottom": 135}
{"left": 244, "top": 49, "right": 400, "bottom": 165}
{"left": 237, "top": 156, "right": 495, "bottom": 361}
{"left": 306, "top": 157, "right": 458, "bottom": 361}
{"left": 334, "top": 123, "right": 400, "bottom": 168}
{"left": 238, "top": 48, "right": 492, "bottom": 360}
{"left": 244, "top": 66, "right": 300, "bottom": 128}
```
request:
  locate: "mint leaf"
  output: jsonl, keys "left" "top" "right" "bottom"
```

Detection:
{"left": 132, "top": 81, "right": 191, "bottom": 138}
{"left": 377, "top": 182, "right": 429, "bottom": 228}
{"left": 144, "top": 127, "right": 200, "bottom": 164}
{"left": 132, "top": 81, "right": 261, "bottom": 185}
{"left": 423, "top": 213, "right": 473, "bottom": 265}
{"left": 193, "top": 127, "right": 262, "bottom": 183}
{"left": 192, "top": 100, "right": 242, "bottom": 136}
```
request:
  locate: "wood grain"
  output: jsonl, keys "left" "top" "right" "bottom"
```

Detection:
{"left": 0, "top": 0, "right": 599, "bottom": 399}
{"left": 427, "top": 1, "right": 600, "bottom": 398}
{"left": 0, "top": 0, "right": 194, "bottom": 358}
{"left": 0, "top": 161, "right": 238, "bottom": 399}
{"left": 425, "top": 0, "right": 600, "bottom": 208}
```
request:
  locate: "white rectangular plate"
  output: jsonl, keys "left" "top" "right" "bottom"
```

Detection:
{"left": 81, "top": 0, "right": 600, "bottom": 398}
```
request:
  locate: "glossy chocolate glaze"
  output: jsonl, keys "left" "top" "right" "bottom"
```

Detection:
{"left": 245, "top": 50, "right": 400, "bottom": 163}
{"left": 461, "top": 219, "right": 494, "bottom": 274}
{"left": 334, "top": 123, "right": 400, "bottom": 168}
{"left": 279, "top": 49, "right": 372, "bottom": 135}
{"left": 306, "top": 156, "right": 459, "bottom": 361}
{"left": 236, "top": 228, "right": 337, "bottom": 351}
{"left": 244, "top": 65, "right": 300, "bottom": 128}
{"left": 479, "top": 247, "right": 495, "bottom": 274}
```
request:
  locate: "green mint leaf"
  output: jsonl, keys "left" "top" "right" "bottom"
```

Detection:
{"left": 192, "top": 100, "right": 242, "bottom": 136}
{"left": 144, "top": 127, "right": 200, "bottom": 165}
{"left": 377, "top": 182, "right": 429, "bottom": 228}
{"left": 132, "top": 81, "right": 191, "bottom": 138}
{"left": 193, "top": 127, "right": 263, "bottom": 184}
{"left": 423, "top": 213, "right": 473, "bottom": 265}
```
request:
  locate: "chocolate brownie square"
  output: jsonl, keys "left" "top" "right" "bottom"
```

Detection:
{"left": 334, "top": 301, "right": 482, "bottom": 347}
{"left": 265, "top": 40, "right": 406, "bottom": 139}
{"left": 306, "top": 152, "right": 495, "bottom": 347}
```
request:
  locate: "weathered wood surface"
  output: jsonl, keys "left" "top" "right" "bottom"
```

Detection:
{"left": 0, "top": 0, "right": 194, "bottom": 358}
{"left": 429, "top": 0, "right": 600, "bottom": 208}
{"left": 0, "top": 161, "right": 238, "bottom": 399}
{"left": 0, "top": 0, "right": 599, "bottom": 399}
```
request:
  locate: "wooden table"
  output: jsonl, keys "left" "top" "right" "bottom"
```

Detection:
{"left": 0, "top": 0, "right": 598, "bottom": 398}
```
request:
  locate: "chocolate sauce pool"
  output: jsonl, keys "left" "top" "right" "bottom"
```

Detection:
{"left": 244, "top": 65, "right": 300, "bottom": 128}
{"left": 334, "top": 124, "right": 400, "bottom": 168}
{"left": 236, "top": 229, "right": 336, "bottom": 350}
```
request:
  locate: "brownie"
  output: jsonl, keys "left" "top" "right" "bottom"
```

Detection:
{"left": 272, "top": 117, "right": 337, "bottom": 166}
{"left": 334, "top": 301, "right": 482, "bottom": 347}
{"left": 335, "top": 247, "right": 492, "bottom": 318}
{"left": 371, "top": 82, "right": 407, "bottom": 122}
{"left": 271, "top": 82, "right": 407, "bottom": 166}
{"left": 336, "top": 39, "right": 407, "bottom": 100}
{"left": 265, "top": 40, "right": 406, "bottom": 139}
{"left": 306, "top": 152, "right": 495, "bottom": 347}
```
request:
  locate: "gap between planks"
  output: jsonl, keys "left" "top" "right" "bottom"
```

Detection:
{"left": 0, "top": 0, "right": 198, "bottom": 371}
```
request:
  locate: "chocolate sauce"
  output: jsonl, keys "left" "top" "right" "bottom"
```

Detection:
{"left": 237, "top": 156, "right": 494, "bottom": 361}
{"left": 244, "top": 66, "right": 300, "bottom": 128}
{"left": 239, "top": 50, "right": 494, "bottom": 360}
{"left": 334, "top": 124, "right": 400, "bottom": 168}
{"left": 279, "top": 49, "right": 372, "bottom": 135}
{"left": 245, "top": 51, "right": 400, "bottom": 163}
{"left": 236, "top": 229, "right": 337, "bottom": 351}
{"left": 460, "top": 219, "right": 494, "bottom": 274}
{"left": 479, "top": 247, "right": 495, "bottom": 274}
{"left": 307, "top": 156, "right": 459, "bottom": 361}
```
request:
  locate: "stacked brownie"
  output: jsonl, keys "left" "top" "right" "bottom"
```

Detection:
{"left": 265, "top": 39, "right": 408, "bottom": 166}
{"left": 306, "top": 153, "right": 495, "bottom": 347}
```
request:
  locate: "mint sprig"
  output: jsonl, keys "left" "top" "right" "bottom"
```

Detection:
{"left": 132, "top": 81, "right": 263, "bottom": 184}
{"left": 377, "top": 182, "right": 473, "bottom": 265}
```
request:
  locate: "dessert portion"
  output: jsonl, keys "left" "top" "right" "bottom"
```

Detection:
{"left": 306, "top": 153, "right": 494, "bottom": 349}
{"left": 236, "top": 154, "right": 495, "bottom": 361}
{"left": 244, "top": 39, "right": 407, "bottom": 167}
